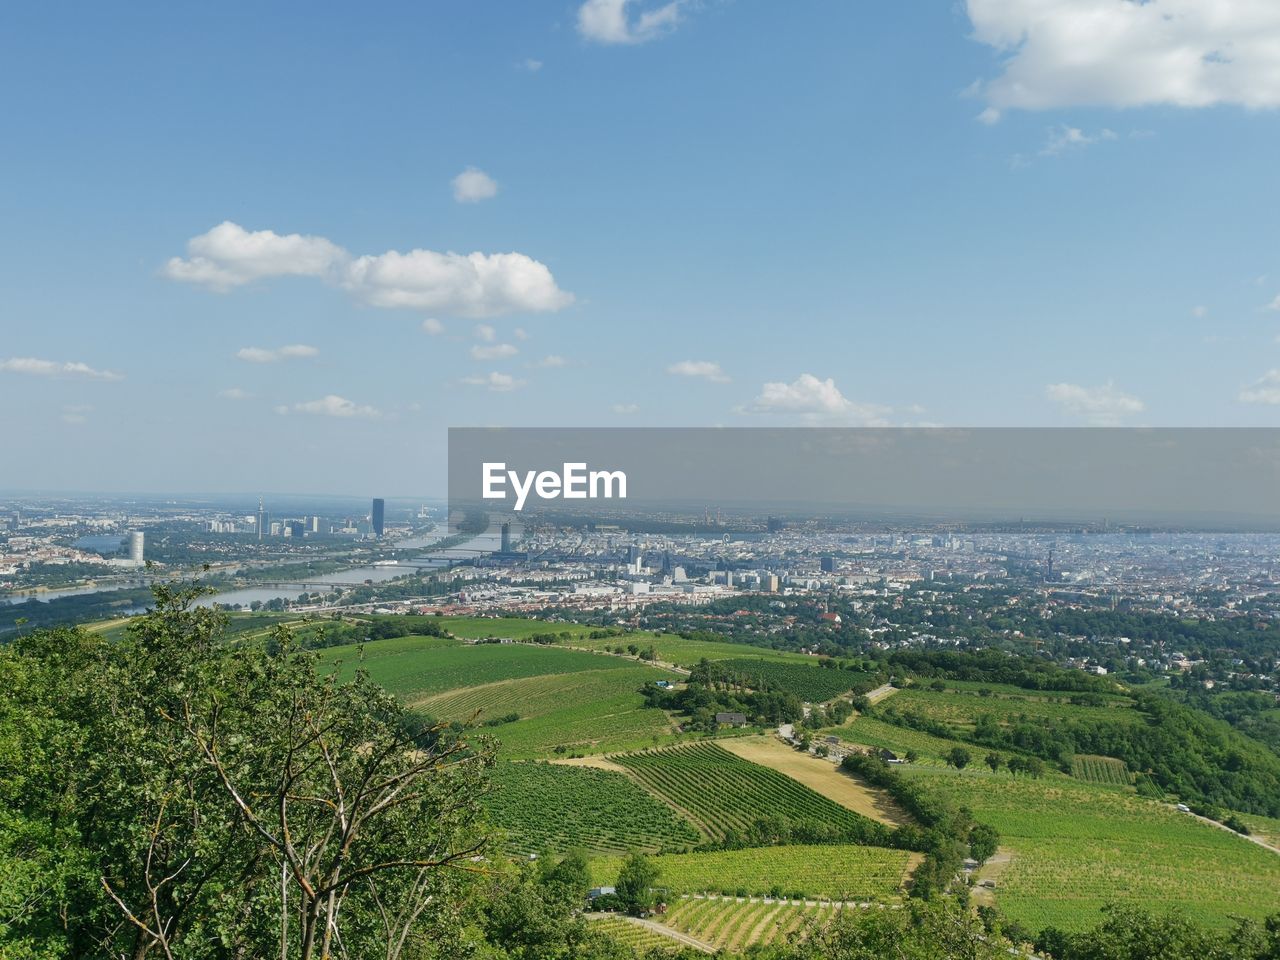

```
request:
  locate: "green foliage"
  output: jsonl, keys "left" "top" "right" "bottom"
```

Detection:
{"left": 616, "top": 853, "right": 660, "bottom": 916}
{"left": 712, "top": 659, "right": 876, "bottom": 702}
{"left": 482, "top": 762, "right": 701, "bottom": 856}
{"left": 613, "top": 743, "right": 894, "bottom": 847}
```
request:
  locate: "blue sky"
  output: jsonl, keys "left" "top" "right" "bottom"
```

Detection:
{"left": 3, "top": 0, "right": 1280, "bottom": 495}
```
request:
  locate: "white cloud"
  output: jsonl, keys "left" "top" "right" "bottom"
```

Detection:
{"left": 218, "top": 387, "right": 251, "bottom": 400}
{"left": 578, "top": 0, "right": 684, "bottom": 44}
{"left": 0, "top": 357, "right": 123, "bottom": 381}
{"left": 162, "top": 221, "right": 345, "bottom": 291}
{"left": 752, "top": 373, "right": 891, "bottom": 424}
{"left": 1045, "top": 381, "right": 1145, "bottom": 424}
{"left": 521, "top": 58, "right": 544, "bottom": 72}
{"left": 461, "top": 371, "right": 524, "bottom": 392}
{"left": 535, "top": 354, "right": 567, "bottom": 368}
{"left": 1192, "top": 305, "right": 1208, "bottom": 318}
{"left": 276, "top": 395, "right": 380, "bottom": 418}
{"left": 1040, "top": 125, "right": 1116, "bottom": 156}
{"left": 667, "top": 359, "right": 730, "bottom": 383}
{"left": 967, "top": 0, "right": 1280, "bottom": 116}
{"left": 235, "top": 344, "right": 318, "bottom": 363}
{"left": 422, "top": 318, "right": 445, "bottom": 335}
{"left": 475, "top": 323, "right": 497, "bottom": 342}
{"left": 471, "top": 343, "right": 519, "bottom": 360}
{"left": 514, "top": 327, "right": 529, "bottom": 340}
{"left": 1266, "top": 294, "right": 1280, "bottom": 311}
{"left": 60, "top": 404, "right": 92, "bottom": 425}
{"left": 166, "top": 221, "right": 572, "bottom": 318}
{"left": 452, "top": 167, "right": 498, "bottom": 203}
{"left": 1239, "top": 369, "right": 1280, "bottom": 405}
{"left": 612, "top": 403, "right": 640, "bottom": 414}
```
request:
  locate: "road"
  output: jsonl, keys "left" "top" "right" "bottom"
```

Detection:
{"left": 1177, "top": 806, "right": 1280, "bottom": 856}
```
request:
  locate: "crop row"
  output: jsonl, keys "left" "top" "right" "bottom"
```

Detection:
{"left": 482, "top": 762, "right": 700, "bottom": 856}
{"left": 663, "top": 898, "right": 844, "bottom": 950}
{"left": 611, "top": 742, "right": 876, "bottom": 841}
{"left": 1071, "top": 754, "right": 1132, "bottom": 786}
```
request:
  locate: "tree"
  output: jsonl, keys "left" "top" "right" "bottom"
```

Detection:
{"left": 946, "top": 747, "right": 972, "bottom": 770}
{"left": 615, "top": 853, "right": 659, "bottom": 917}
{"left": 985, "top": 752, "right": 1003, "bottom": 773}
{"left": 969, "top": 823, "right": 999, "bottom": 865}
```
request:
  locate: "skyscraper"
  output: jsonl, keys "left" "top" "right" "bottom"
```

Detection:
{"left": 129, "top": 531, "right": 144, "bottom": 565}
{"left": 371, "top": 498, "right": 385, "bottom": 537}
{"left": 500, "top": 522, "right": 511, "bottom": 553}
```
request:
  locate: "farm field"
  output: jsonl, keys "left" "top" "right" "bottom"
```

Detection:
{"left": 589, "top": 845, "right": 918, "bottom": 900}
{"left": 829, "top": 715, "right": 1024, "bottom": 767}
{"left": 436, "top": 616, "right": 598, "bottom": 640}
{"left": 611, "top": 742, "right": 888, "bottom": 842}
{"left": 320, "top": 635, "right": 642, "bottom": 699}
{"left": 899, "top": 764, "right": 1280, "bottom": 933}
{"left": 482, "top": 761, "right": 700, "bottom": 855}
{"left": 715, "top": 659, "right": 874, "bottom": 701}
{"left": 887, "top": 687, "right": 1143, "bottom": 732}
{"left": 660, "top": 898, "right": 843, "bottom": 951}
{"left": 1071, "top": 754, "right": 1132, "bottom": 786}
{"left": 569, "top": 631, "right": 816, "bottom": 669}
{"left": 1236, "top": 812, "right": 1280, "bottom": 851}
{"left": 586, "top": 917, "right": 676, "bottom": 953}
{"left": 717, "top": 736, "right": 909, "bottom": 826}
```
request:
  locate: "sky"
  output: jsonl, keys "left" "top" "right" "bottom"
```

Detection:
{"left": 3, "top": 0, "right": 1280, "bottom": 496}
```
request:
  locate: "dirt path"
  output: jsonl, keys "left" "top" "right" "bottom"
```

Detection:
{"left": 589, "top": 914, "right": 715, "bottom": 953}
{"left": 969, "top": 848, "right": 1014, "bottom": 909}
{"left": 865, "top": 683, "right": 897, "bottom": 705}
{"left": 549, "top": 755, "right": 631, "bottom": 774}
{"left": 718, "top": 735, "right": 910, "bottom": 827}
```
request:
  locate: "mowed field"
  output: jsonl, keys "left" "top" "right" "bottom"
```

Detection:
{"left": 320, "top": 635, "right": 683, "bottom": 757}
{"left": 589, "top": 845, "right": 919, "bottom": 900}
{"left": 900, "top": 763, "right": 1280, "bottom": 932}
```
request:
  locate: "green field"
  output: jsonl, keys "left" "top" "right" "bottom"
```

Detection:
{"left": 570, "top": 631, "right": 817, "bottom": 669}
{"left": 1071, "top": 754, "right": 1132, "bottom": 786}
{"left": 831, "top": 714, "right": 1023, "bottom": 767}
{"left": 437, "top": 616, "right": 599, "bottom": 640}
{"left": 888, "top": 687, "right": 1142, "bottom": 731}
{"left": 716, "top": 659, "right": 874, "bottom": 702}
{"left": 482, "top": 762, "right": 700, "bottom": 855}
{"left": 661, "top": 898, "right": 841, "bottom": 951}
{"left": 901, "top": 764, "right": 1280, "bottom": 933}
{"left": 588, "top": 916, "right": 675, "bottom": 953}
{"left": 610, "top": 743, "right": 885, "bottom": 843}
{"left": 590, "top": 845, "right": 916, "bottom": 900}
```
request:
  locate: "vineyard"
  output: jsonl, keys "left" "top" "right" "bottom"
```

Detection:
{"left": 586, "top": 917, "right": 674, "bottom": 953}
{"left": 660, "top": 897, "right": 844, "bottom": 951}
{"left": 322, "top": 636, "right": 637, "bottom": 699}
{"left": 572, "top": 631, "right": 816, "bottom": 669}
{"left": 482, "top": 762, "right": 700, "bottom": 855}
{"left": 1071, "top": 754, "right": 1132, "bottom": 786}
{"left": 610, "top": 742, "right": 886, "bottom": 842}
{"left": 589, "top": 844, "right": 917, "bottom": 900}
{"left": 715, "top": 659, "right": 874, "bottom": 701}
{"left": 889, "top": 687, "right": 1142, "bottom": 732}
{"left": 899, "top": 764, "right": 1280, "bottom": 932}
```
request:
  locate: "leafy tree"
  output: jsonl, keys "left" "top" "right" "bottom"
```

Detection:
{"left": 946, "top": 747, "right": 971, "bottom": 770}
{"left": 984, "top": 752, "right": 1003, "bottom": 773}
{"left": 615, "top": 852, "right": 659, "bottom": 917}
{"left": 968, "top": 823, "right": 999, "bottom": 865}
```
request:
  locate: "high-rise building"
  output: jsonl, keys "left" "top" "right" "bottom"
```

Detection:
{"left": 500, "top": 522, "right": 511, "bottom": 553}
{"left": 257, "top": 497, "right": 265, "bottom": 542}
{"left": 309, "top": 516, "right": 321, "bottom": 534}
{"left": 129, "top": 531, "right": 144, "bottom": 565}
{"left": 820, "top": 556, "right": 836, "bottom": 573}
{"left": 626, "top": 544, "right": 641, "bottom": 564}
{"left": 287, "top": 520, "right": 305, "bottom": 538}
{"left": 371, "top": 498, "right": 385, "bottom": 537}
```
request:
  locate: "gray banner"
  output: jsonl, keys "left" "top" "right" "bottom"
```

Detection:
{"left": 448, "top": 428, "right": 1280, "bottom": 529}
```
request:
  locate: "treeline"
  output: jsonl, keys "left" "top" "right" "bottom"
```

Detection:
{"left": 1041, "top": 608, "right": 1280, "bottom": 659}
{"left": 841, "top": 753, "right": 998, "bottom": 899}
{"left": 886, "top": 648, "right": 1114, "bottom": 693}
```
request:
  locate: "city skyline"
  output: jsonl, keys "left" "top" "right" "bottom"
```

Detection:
{"left": 4, "top": 1, "right": 1280, "bottom": 495}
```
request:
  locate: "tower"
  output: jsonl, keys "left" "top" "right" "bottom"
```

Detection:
{"left": 500, "top": 522, "right": 511, "bottom": 553}
{"left": 129, "top": 531, "right": 144, "bottom": 565}
{"left": 257, "top": 497, "right": 265, "bottom": 542}
{"left": 371, "top": 498, "right": 385, "bottom": 538}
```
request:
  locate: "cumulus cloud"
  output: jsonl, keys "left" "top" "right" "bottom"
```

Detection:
{"left": 275, "top": 395, "right": 380, "bottom": 418}
{"left": 0, "top": 357, "right": 123, "bottom": 381}
{"left": 1191, "top": 305, "right": 1208, "bottom": 318}
{"left": 1040, "top": 125, "right": 1116, "bottom": 156}
{"left": 578, "top": 0, "right": 684, "bottom": 44}
{"left": 165, "top": 221, "right": 572, "bottom": 318}
{"left": 535, "top": 354, "right": 567, "bottom": 368}
{"left": 521, "top": 58, "right": 544, "bottom": 72}
{"left": 1266, "top": 294, "right": 1280, "bottom": 311}
{"left": 471, "top": 343, "right": 519, "bottom": 360}
{"left": 1239, "top": 369, "right": 1280, "bottom": 405}
{"left": 162, "top": 221, "right": 345, "bottom": 291}
{"left": 461, "top": 371, "right": 524, "bottom": 392}
{"left": 452, "top": 167, "right": 498, "bottom": 203}
{"left": 218, "top": 387, "right": 251, "bottom": 400}
{"left": 612, "top": 403, "right": 640, "bottom": 414}
{"left": 422, "top": 318, "right": 445, "bottom": 335}
{"left": 1045, "top": 381, "right": 1145, "bottom": 424}
{"left": 474, "top": 324, "right": 497, "bottom": 342}
{"left": 968, "top": 0, "right": 1280, "bottom": 118}
{"left": 667, "top": 359, "right": 730, "bottom": 383}
{"left": 235, "top": 344, "right": 318, "bottom": 363}
{"left": 751, "top": 373, "right": 891, "bottom": 424}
